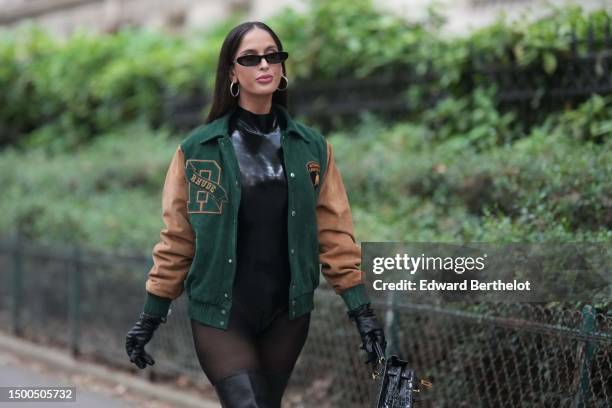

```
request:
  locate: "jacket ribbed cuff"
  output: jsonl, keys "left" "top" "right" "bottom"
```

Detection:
{"left": 341, "top": 283, "right": 371, "bottom": 312}
{"left": 144, "top": 292, "right": 172, "bottom": 318}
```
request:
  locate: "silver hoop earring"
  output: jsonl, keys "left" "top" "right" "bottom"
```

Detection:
{"left": 277, "top": 75, "right": 288, "bottom": 91}
{"left": 230, "top": 81, "right": 240, "bottom": 97}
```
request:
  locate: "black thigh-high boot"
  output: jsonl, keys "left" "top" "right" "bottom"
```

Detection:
{"left": 264, "top": 371, "right": 292, "bottom": 408}
{"left": 214, "top": 369, "right": 270, "bottom": 408}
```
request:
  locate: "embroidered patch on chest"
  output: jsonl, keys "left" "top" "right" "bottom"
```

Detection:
{"left": 306, "top": 161, "right": 320, "bottom": 189}
{"left": 185, "top": 159, "right": 228, "bottom": 214}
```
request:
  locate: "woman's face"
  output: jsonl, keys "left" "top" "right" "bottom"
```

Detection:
{"left": 230, "top": 28, "right": 283, "bottom": 99}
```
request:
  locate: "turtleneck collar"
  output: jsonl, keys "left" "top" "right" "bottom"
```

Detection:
{"left": 232, "top": 104, "right": 279, "bottom": 135}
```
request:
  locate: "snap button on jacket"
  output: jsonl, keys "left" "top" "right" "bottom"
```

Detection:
{"left": 143, "top": 104, "right": 370, "bottom": 329}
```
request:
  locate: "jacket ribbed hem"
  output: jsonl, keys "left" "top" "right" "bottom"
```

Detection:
{"left": 143, "top": 292, "right": 172, "bottom": 317}
{"left": 188, "top": 291, "right": 315, "bottom": 330}
{"left": 188, "top": 298, "right": 230, "bottom": 330}
{"left": 340, "top": 284, "right": 371, "bottom": 311}
{"left": 289, "top": 292, "right": 315, "bottom": 320}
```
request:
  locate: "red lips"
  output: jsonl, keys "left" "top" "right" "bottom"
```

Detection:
{"left": 256, "top": 75, "right": 273, "bottom": 80}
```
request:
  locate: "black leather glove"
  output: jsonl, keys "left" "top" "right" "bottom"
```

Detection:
{"left": 125, "top": 312, "right": 167, "bottom": 369}
{"left": 347, "top": 303, "right": 387, "bottom": 365}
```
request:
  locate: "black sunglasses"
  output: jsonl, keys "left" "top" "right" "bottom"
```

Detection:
{"left": 234, "top": 51, "right": 289, "bottom": 67}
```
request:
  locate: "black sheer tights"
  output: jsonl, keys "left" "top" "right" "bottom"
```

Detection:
{"left": 190, "top": 297, "right": 310, "bottom": 388}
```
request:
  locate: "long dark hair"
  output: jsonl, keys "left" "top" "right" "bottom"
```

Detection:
{"left": 205, "top": 21, "right": 288, "bottom": 124}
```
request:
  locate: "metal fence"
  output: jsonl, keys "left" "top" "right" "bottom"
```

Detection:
{"left": 471, "top": 16, "right": 612, "bottom": 132}
{"left": 0, "top": 234, "right": 610, "bottom": 407}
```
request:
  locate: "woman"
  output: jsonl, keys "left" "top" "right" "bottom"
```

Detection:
{"left": 125, "top": 21, "right": 386, "bottom": 408}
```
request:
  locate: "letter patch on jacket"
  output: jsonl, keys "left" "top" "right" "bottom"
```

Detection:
{"left": 185, "top": 159, "right": 228, "bottom": 214}
{"left": 306, "top": 161, "right": 320, "bottom": 189}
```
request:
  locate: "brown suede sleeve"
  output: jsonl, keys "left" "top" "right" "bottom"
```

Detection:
{"left": 317, "top": 140, "right": 366, "bottom": 294}
{"left": 145, "top": 145, "right": 195, "bottom": 300}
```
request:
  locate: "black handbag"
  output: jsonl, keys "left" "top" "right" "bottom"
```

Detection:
{"left": 369, "top": 342, "right": 432, "bottom": 408}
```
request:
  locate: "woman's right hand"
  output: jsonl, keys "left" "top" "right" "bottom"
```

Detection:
{"left": 125, "top": 312, "right": 166, "bottom": 369}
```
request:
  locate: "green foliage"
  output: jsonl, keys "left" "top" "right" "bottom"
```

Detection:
{"left": 542, "top": 94, "right": 612, "bottom": 143}
{"left": 0, "top": 122, "right": 179, "bottom": 254}
{"left": 468, "top": 6, "right": 611, "bottom": 66}
{"left": 0, "top": 95, "right": 609, "bottom": 260}
{"left": 269, "top": 0, "right": 443, "bottom": 79}
{"left": 422, "top": 86, "right": 519, "bottom": 150}
{"left": 332, "top": 94, "right": 611, "bottom": 244}
{"left": 1, "top": 2, "right": 609, "bottom": 149}
{"left": 0, "top": 1, "right": 609, "bottom": 257}
{"left": 0, "top": 23, "right": 229, "bottom": 150}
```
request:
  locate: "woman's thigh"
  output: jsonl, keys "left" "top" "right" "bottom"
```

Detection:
{"left": 190, "top": 309, "right": 260, "bottom": 385}
{"left": 190, "top": 300, "right": 311, "bottom": 384}
{"left": 256, "top": 307, "right": 311, "bottom": 374}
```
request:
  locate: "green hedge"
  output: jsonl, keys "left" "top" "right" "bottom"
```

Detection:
{"left": 1, "top": 95, "right": 609, "bottom": 254}
{"left": 334, "top": 94, "right": 612, "bottom": 243}
{"left": 0, "top": 1, "right": 609, "bottom": 150}
{"left": 0, "top": 0, "right": 608, "bottom": 268}
{"left": 0, "top": 15, "right": 247, "bottom": 150}
{"left": 0, "top": 121, "right": 179, "bottom": 255}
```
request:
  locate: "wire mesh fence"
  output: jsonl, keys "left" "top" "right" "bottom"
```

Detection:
{"left": 0, "top": 234, "right": 610, "bottom": 407}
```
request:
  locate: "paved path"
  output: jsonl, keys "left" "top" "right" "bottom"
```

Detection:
{"left": 0, "top": 331, "right": 219, "bottom": 408}
{"left": 0, "top": 349, "right": 133, "bottom": 407}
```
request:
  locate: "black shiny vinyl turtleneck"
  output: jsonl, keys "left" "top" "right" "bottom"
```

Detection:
{"left": 228, "top": 103, "right": 291, "bottom": 329}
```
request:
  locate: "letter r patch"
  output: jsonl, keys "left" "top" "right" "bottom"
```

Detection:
{"left": 185, "top": 159, "right": 228, "bottom": 214}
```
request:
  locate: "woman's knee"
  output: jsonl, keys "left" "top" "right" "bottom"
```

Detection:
{"left": 213, "top": 369, "right": 270, "bottom": 408}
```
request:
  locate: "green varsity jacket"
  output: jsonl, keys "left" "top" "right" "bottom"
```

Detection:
{"left": 143, "top": 103, "right": 370, "bottom": 330}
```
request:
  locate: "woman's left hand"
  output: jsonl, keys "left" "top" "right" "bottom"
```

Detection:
{"left": 347, "top": 303, "right": 387, "bottom": 364}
